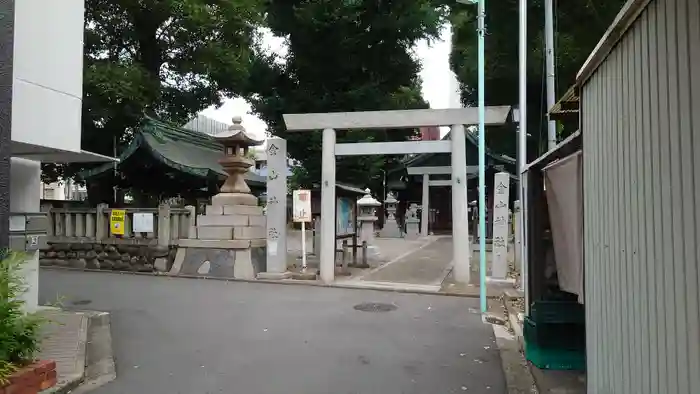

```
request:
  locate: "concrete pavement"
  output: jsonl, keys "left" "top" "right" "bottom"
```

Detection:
{"left": 37, "top": 309, "right": 88, "bottom": 393}
{"left": 40, "top": 270, "right": 506, "bottom": 394}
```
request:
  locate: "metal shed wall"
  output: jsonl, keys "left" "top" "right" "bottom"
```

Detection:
{"left": 582, "top": 0, "right": 700, "bottom": 392}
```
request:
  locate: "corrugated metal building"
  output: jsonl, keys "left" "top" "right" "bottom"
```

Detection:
{"left": 578, "top": 0, "right": 700, "bottom": 392}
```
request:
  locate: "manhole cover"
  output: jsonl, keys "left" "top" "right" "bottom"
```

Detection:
{"left": 353, "top": 302, "right": 397, "bottom": 313}
{"left": 71, "top": 299, "right": 92, "bottom": 306}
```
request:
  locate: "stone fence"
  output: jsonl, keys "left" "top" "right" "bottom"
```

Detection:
{"left": 39, "top": 204, "right": 195, "bottom": 272}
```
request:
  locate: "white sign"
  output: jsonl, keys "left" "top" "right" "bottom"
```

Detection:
{"left": 292, "top": 190, "right": 312, "bottom": 222}
{"left": 9, "top": 216, "right": 26, "bottom": 232}
{"left": 133, "top": 213, "right": 154, "bottom": 233}
{"left": 491, "top": 172, "right": 511, "bottom": 279}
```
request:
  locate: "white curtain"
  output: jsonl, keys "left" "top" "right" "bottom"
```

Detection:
{"left": 543, "top": 151, "right": 584, "bottom": 303}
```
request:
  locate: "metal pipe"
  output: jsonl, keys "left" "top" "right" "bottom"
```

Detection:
{"left": 477, "top": 0, "right": 487, "bottom": 313}
{"left": 544, "top": 0, "right": 557, "bottom": 150}
{"left": 518, "top": 0, "right": 529, "bottom": 312}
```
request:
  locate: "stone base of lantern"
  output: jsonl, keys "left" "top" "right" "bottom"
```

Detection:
{"left": 175, "top": 199, "right": 266, "bottom": 279}
{"left": 405, "top": 218, "right": 420, "bottom": 239}
{"left": 212, "top": 192, "right": 258, "bottom": 207}
{"left": 380, "top": 219, "right": 402, "bottom": 238}
{"left": 256, "top": 271, "right": 292, "bottom": 280}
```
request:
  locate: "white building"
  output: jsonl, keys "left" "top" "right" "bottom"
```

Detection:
{"left": 3, "top": 0, "right": 114, "bottom": 310}
{"left": 41, "top": 179, "right": 87, "bottom": 201}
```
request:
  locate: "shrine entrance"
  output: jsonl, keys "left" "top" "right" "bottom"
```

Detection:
{"left": 282, "top": 106, "right": 512, "bottom": 285}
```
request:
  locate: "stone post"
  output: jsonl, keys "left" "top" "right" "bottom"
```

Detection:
{"left": 421, "top": 173, "right": 429, "bottom": 236}
{"left": 95, "top": 203, "right": 108, "bottom": 241}
{"left": 491, "top": 172, "right": 510, "bottom": 279}
{"left": 356, "top": 189, "right": 380, "bottom": 267}
{"left": 320, "top": 128, "right": 336, "bottom": 283}
{"left": 379, "top": 192, "right": 401, "bottom": 238}
{"left": 513, "top": 200, "right": 522, "bottom": 277}
{"left": 64, "top": 212, "right": 73, "bottom": 237}
{"left": 451, "top": 124, "right": 470, "bottom": 285}
{"left": 184, "top": 205, "right": 196, "bottom": 239}
{"left": 258, "top": 137, "right": 291, "bottom": 280}
{"left": 405, "top": 203, "right": 420, "bottom": 239}
{"left": 157, "top": 203, "right": 171, "bottom": 247}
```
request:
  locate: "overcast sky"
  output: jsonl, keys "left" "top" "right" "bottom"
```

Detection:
{"left": 201, "top": 24, "right": 461, "bottom": 141}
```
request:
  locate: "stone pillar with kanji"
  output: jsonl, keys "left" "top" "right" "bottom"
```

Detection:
{"left": 258, "top": 137, "right": 291, "bottom": 279}
{"left": 491, "top": 172, "right": 510, "bottom": 279}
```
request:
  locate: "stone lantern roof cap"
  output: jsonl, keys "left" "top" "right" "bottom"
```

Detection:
{"left": 357, "top": 188, "right": 380, "bottom": 207}
{"left": 384, "top": 191, "right": 398, "bottom": 204}
{"left": 215, "top": 116, "right": 263, "bottom": 146}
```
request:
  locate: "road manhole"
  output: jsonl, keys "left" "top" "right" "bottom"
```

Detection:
{"left": 71, "top": 299, "right": 92, "bottom": 306}
{"left": 353, "top": 302, "right": 397, "bottom": 313}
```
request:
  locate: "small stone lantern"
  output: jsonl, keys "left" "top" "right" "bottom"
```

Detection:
{"left": 380, "top": 192, "right": 401, "bottom": 238}
{"left": 212, "top": 116, "right": 263, "bottom": 207}
{"left": 357, "top": 189, "right": 381, "bottom": 243}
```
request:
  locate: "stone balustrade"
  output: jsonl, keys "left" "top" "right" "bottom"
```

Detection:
{"left": 42, "top": 203, "right": 195, "bottom": 245}
{"left": 39, "top": 203, "right": 195, "bottom": 272}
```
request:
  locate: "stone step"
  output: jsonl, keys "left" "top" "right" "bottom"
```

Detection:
{"left": 195, "top": 225, "right": 266, "bottom": 241}
{"left": 205, "top": 205, "right": 263, "bottom": 216}
{"left": 197, "top": 214, "right": 265, "bottom": 227}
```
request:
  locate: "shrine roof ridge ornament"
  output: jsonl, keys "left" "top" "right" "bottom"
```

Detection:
{"left": 283, "top": 106, "right": 513, "bottom": 131}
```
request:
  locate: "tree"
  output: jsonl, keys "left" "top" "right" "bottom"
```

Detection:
{"left": 44, "top": 0, "right": 265, "bottom": 203}
{"left": 450, "top": 0, "right": 626, "bottom": 159}
{"left": 244, "top": 0, "right": 449, "bottom": 190}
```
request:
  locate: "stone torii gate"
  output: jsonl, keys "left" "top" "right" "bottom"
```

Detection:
{"left": 283, "top": 106, "right": 511, "bottom": 284}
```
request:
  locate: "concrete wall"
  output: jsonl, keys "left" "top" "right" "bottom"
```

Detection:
{"left": 582, "top": 0, "right": 700, "bottom": 392}
{"left": 10, "top": 158, "right": 41, "bottom": 311}
{"left": 11, "top": 0, "right": 83, "bottom": 151}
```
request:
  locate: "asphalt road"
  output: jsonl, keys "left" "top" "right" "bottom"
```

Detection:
{"left": 40, "top": 270, "right": 506, "bottom": 394}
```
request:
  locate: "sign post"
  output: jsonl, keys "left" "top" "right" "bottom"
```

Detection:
{"left": 110, "top": 209, "right": 126, "bottom": 236}
{"left": 292, "top": 190, "right": 311, "bottom": 269}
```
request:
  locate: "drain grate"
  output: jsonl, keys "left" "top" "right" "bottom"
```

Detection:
{"left": 353, "top": 302, "right": 397, "bottom": 313}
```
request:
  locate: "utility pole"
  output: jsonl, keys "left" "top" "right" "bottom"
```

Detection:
{"left": 456, "top": 0, "right": 488, "bottom": 312}
{"left": 544, "top": 0, "right": 557, "bottom": 150}
{"left": 0, "top": 0, "right": 15, "bottom": 251}
{"left": 518, "top": 0, "right": 529, "bottom": 313}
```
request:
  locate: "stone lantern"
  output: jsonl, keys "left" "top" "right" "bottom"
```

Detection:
{"left": 180, "top": 116, "right": 267, "bottom": 281}
{"left": 380, "top": 192, "right": 401, "bottom": 238}
{"left": 212, "top": 116, "right": 262, "bottom": 207}
{"left": 357, "top": 189, "right": 381, "bottom": 244}
{"left": 405, "top": 203, "right": 420, "bottom": 239}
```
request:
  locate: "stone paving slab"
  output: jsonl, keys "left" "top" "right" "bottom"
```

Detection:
{"left": 359, "top": 237, "right": 453, "bottom": 285}
{"left": 37, "top": 309, "right": 88, "bottom": 393}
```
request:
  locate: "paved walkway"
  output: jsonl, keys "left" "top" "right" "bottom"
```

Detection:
{"left": 359, "top": 237, "right": 452, "bottom": 286}
{"left": 37, "top": 309, "right": 88, "bottom": 392}
{"left": 40, "top": 270, "right": 506, "bottom": 394}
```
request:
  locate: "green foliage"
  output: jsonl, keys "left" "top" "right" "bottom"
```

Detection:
{"left": 245, "top": 0, "right": 449, "bottom": 188}
{"left": 0, "top": 250, "right": 43, "bottom": 383}
{"left": 450, "top": 0, "right": 626, "bottom": 158}
{"left": 43, "top": 0, "right": 266, "bottom": 202}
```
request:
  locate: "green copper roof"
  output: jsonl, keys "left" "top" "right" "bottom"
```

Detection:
{"left": 78, "top": 117, "right": 265, "bottom": 186}
{"left": 389, "top": 129, "right": 516, "bottom": 174}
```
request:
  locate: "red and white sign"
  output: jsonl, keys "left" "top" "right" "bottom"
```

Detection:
{"left": 292, "top": 190, "right": 312, "bottom": 222}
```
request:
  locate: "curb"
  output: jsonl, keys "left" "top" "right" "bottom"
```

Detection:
{"left": 44, "top": 313, "right": 88, "bottom": 394}
{"left": 45, "top": 312, "right": 116, "bottom": 394}
{"left": 71, "top": 312, "right": 117, "bottom": 393}
{"left": 40, "top": 266, "right": 501, "bottom": 299}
